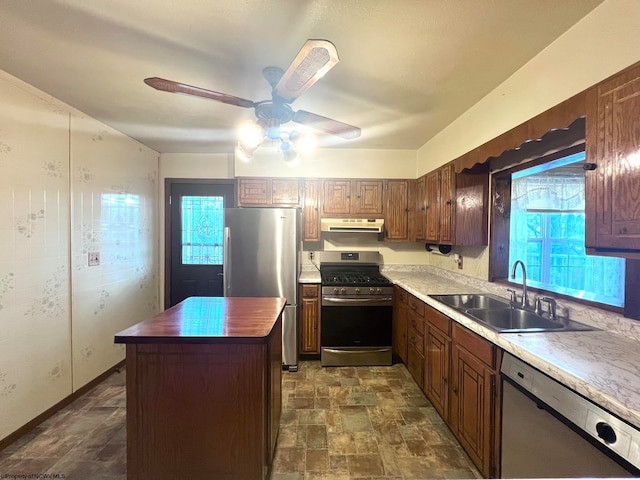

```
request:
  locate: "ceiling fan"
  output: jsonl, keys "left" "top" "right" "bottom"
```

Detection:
{"left": 144, "top": 39, "right": 361, "bottom": 146}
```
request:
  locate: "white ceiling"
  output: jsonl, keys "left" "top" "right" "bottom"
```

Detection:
{"left": 0, "top": 0, "right": 604, "bottom": 154}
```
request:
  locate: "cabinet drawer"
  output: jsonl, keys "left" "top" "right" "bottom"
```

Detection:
{"left": 407, "top": 325, "right": 424, "bottom": 355}
{"left": 407, "top": 346, "right": 424, "bottom": 389}
{"left": 426, "top": 304, "right": 451, "bottom": 336}
{"left": 407, "top": 310, "right": 425, "bottom": 335}
{"left": 302, "top": 284, "right": 319, "bottom": 298}
{"left": 396, "top": 287, "right": 409, "bottom": 304}
{"left": 452, "top": 323, "right": 495, "bottom": 368}
{"left": 407, "top": 294, "right": 425, "bottom": 317}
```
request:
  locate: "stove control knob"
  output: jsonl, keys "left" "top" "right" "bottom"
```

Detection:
{"left": 333, "top": 288, "right": 339, "bottom": 294}
{"left": 376, "top": 288, "right": 382, "bottom": 294}
{"left": 369, "top": 287, "right": 375, "bottom": 294}
{"left": 340, "top": 288, "right": 347, "bottom": 294}
{"left": 355, "top": 288, "right": 360, "bottom": 294}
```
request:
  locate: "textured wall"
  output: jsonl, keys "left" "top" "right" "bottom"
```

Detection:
{"left": 0, "top": 71, "right": 160, "bottom": 441}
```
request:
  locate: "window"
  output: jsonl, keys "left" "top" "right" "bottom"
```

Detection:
{"left": 506, "top": 149, "right": 625, "bottom": 308}
{"left": 180, "top": 196, "right": 225, "bottom": 265}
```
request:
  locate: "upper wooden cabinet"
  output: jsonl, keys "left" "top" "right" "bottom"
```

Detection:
{"left": 586, "top": 63, "right": 640, "bottom": 254}
{"left": 384, "top": 180, "right": 410, "bottom": 241}
{"left": 414, "top": 176, "right": 427, "bottom": 241}
{"left": 418, "top": 162, "right": 488, "bottom": 247}
{"left": 425, "top": 163, "right": 455, "bottom": 244}
{"left": 302, "top": 179, "right": 320, "bottom": 241}
{"left": 237, "top": 177, "right": 301, "bottom": 207}
{"left": 321, "top": 179, "right": 384, "bottom": 217}
{"left": 425, "top": 168, "right": 444, "bottom": 243}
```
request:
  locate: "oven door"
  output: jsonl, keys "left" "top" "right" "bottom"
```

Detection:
{"left": 320, "top": 297, "right": 392, "bottom": 366}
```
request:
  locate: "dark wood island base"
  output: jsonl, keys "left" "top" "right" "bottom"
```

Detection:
{"left": 114, "top": 296, "right": 286, "bottom": 480}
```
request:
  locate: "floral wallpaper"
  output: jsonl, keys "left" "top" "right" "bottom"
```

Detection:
{"left": 0, "top": 69, "right": 159, "bottom": 441}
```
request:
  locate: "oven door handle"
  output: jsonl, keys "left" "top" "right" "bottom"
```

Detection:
{"left": 323, "top": 348, "right": 392, "bottom": 354}
{"left": 323, "top": 296, "right": 392, "bottom": 303}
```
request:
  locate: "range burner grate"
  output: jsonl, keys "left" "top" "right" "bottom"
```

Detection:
{"left": 320, "top": 270, "right": 391, "bottom": 287}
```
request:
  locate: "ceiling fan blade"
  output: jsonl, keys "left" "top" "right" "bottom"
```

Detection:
{"left": 293, "top": 110, "right": 361, "bottom": 140}
{"left": 144, "top": 77, "right": 255, "bottom": 108}
{"left": 274, "top": 39, "right": 339, "bottom": 103}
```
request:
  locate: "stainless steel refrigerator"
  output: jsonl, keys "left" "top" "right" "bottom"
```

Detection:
{"left": 223, "top": 208, "right": 300, "bottom": 370}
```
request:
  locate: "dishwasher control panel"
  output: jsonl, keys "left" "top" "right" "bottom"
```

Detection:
{"left": 501, "top": 353, "right": 640, "bottom": 471}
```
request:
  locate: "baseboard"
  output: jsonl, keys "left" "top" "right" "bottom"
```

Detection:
{"left": 0, "top": 359, "right": 125, "bottom": 450}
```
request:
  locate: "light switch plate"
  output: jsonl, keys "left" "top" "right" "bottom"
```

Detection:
{"left": 88, "top": 252, "right": 100, "bottom": 266}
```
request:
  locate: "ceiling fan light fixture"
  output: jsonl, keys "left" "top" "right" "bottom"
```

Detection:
{"left": 292, "top": 131, "right": 317, "bottom": 155}
{"left": 237, "top": 121, "right": 263, "bottom": 150}
{"left": 235, "top": 144, "right": 253, "bottom": 163}
{"left": 282, "top": 148, "right": 297, "bottom": 163}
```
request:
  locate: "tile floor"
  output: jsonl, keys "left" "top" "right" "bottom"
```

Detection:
{"left": 0, "top": 361, "right": 480, "bottom": 480}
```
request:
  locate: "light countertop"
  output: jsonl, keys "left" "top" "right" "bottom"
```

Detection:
{"left": 382, "top": 270, "right": 640, "bottom": 430}
{"left": 299, "top": 266, "right": 321, "bottom": 283}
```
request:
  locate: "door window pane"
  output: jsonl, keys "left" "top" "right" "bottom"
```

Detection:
{"left": 181, "top": 196, "right": 224, "bottom": 265}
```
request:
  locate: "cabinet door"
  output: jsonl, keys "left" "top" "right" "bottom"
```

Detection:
{"left": 385, "top": 180, "right": 409, "bottom": 241}
{"left": 407, "top": 345, "right": 424, "bottom": 389}
{"left": 425, "top": 325, "right": 450, "bottom": 421}
{"left": 238, "top": 178, "right": 269, "bottom": 206}
{"left": 451, "top": 344, "right": 495, "bottom": 478}
{"left": 586, "top": 64, "right": 640, "bottom": 251}
{"left": 303, "top": 179, "right": 320, "bottom": 241}
{"left": 300, "top": 285, "right": 320, "bottom": 353}
{"left": 392, "top": 286, "right": 408, "bottom": 363}
{"left": 271, "top": 178, "right": 300, "bottom": 206}
{"left": 414, "top": 175, "right": 427, "bottom": 241}
{"left": 322, "top": 179, "right": 352, "bottom": 215}
{"left": 425, "top": 170, "right": 440, "bottom": 242}
{"left": 439, "top": 163, "right": 455, "bottom": 244}
{"left": 352, "top": 180, "right": 384, "bottom": 215}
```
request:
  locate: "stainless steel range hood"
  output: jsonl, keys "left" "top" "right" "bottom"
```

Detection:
{"left": 320, "top": 218, "right": 384, "bottom": 233}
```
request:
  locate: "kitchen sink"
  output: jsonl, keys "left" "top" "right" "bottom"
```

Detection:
{"left": 429, "top": 293, "right": 596, "bottom": 333}
{"left": 465, "top": 307, "right": 564, "bottom": 332}
{"left": 430, "top": 293, "right": 511, "bottom": 310}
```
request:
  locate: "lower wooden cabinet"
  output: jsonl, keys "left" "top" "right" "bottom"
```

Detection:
{"left": 392, "top": 286, "right": 408, "bottom": 363}
{"left": 395, "top": 287, "right": 501, "bottom": 478}
{"left": 424, "top": 305, "right": 451, "bottom": 421}
{"left": 450, "top": 322, "right": 499, "bottom": 478}
{"left": 300, "top": 284, "right": 320, "bottom": 354}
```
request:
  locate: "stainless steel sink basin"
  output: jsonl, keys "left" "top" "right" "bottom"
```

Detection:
{"left": 465, "top": 307, "right": 564, "bottom": 332}
{"left": 430, "top": 293, "right": 511, "bottom": 310}
{"left": 429, "top": 293, "right": 597, "bottom": 333}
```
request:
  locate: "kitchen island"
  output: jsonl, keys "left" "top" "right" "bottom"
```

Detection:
{"left": 114, "top": 296, "right": 286, "bottom": 480}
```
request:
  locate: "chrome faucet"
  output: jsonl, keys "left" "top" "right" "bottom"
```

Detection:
{"left": 510, "top": 260, "right": 529, "bottom": 309}
{"left": 542, "top": 297, "right": 558, "bottom": 320}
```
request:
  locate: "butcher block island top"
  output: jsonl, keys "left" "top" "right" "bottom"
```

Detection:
{"left": 114, "top": 296, "right": 285, "bottom": 480}
{"left": 114, "top": 296, "right": 286, "bottom": 343}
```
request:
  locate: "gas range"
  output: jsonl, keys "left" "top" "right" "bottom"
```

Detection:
{"left": 319, "top": 251, "right": 393, "bottom": 297}
{"left": 319, "top": 251, "right": 393, "bottom": 367}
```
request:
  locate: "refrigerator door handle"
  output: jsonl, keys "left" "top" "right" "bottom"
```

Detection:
{"left": 223, "top": 226, "right": 230, "bottom": 296}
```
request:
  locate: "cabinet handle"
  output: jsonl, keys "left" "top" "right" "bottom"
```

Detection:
{"left": 445, "top": 200, "right": 452, "bottom": 205}
{"left": 583, "top": 163, "right": 598, "bottom": 171}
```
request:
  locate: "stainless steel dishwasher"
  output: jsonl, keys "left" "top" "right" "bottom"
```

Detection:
{"left": 501, "top": 353, "right": 640, "bottom": 478}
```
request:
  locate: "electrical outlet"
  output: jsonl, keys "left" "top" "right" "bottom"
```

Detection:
{"left": 88, "top": 252, "right": 100, "bottom": 266}
{"left": 309, "top": 251, "right": 314, "bottom": 260}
